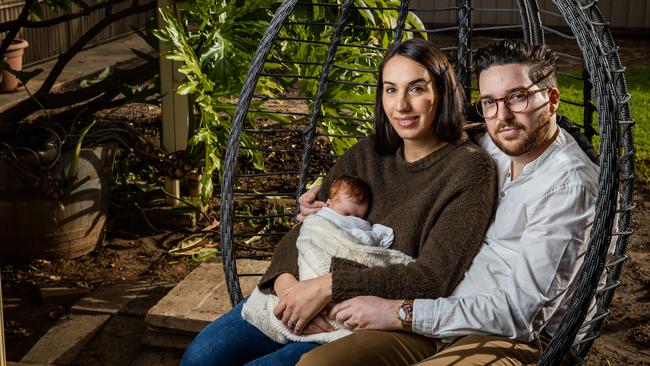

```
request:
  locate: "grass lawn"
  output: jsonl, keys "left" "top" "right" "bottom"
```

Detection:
{"left": 557, "top": 65, "right": 650, "bottom": 184}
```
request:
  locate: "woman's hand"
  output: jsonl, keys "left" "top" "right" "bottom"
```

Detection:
{"left": 273, "top": 273, "right": 333, "bottom": 335}
{"left": 297, "top": 185, "right": 326, "bottom": 222}
{"left": 274, "top": 272, "right": 299, "bottom": 298}
{"left": 329, "top": 296, "right": 403, "bottom": 331}
{"left": 274, "top": 273, "right": 334, "bottom": 334}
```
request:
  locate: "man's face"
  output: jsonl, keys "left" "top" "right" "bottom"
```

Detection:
{"left": 478, "top": 64, "right": 558, "bottom": 157}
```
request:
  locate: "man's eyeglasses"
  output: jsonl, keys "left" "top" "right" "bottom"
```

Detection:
{"left": 475, "top": 68, "right": 555, "bottom": 120}
{"left": 475, "top": 85, "right": 550, "bottom": 119}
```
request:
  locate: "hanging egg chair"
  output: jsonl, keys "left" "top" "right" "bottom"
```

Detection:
{"left": 219, "top": 1, "right": 635, "bottom": 364}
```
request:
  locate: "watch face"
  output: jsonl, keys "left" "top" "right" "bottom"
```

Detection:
{"left": 398, "top": 307, "right": 406, "bottom": 321}
{"left": 399, "top": 302, "right": 413, "bottom": 323}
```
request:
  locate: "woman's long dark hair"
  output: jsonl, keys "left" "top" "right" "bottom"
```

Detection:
{"left": 373, "top": 38, "right": 465, "bottom": 154}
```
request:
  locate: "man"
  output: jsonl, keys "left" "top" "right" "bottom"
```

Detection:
{"left": 295, "top": 39, "right": 599, "bottom": 365}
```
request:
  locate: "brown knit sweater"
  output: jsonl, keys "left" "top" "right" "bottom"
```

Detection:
{"left": 259, "top": 137, "right": 497, "bottom": 303}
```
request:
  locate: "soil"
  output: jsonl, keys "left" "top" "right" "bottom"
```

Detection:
{"left": 586, "top": 185, "right": 650, "bottom": 365}
{"left": 1, "top": 102, "right": 203, "bottom": 361}
{"left": 2, "top": 34, "right": 649, "bottom": 365}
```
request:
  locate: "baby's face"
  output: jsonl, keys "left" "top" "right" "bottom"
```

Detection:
{"left": 328, "top": 193, "right": 368, "bottom": 218}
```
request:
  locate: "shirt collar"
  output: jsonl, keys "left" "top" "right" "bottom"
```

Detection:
{"left": 517, "top": 128, "right": 565, "bottom": 178}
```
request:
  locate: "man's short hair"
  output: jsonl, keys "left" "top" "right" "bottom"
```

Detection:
{"left": 473, "top": 39, "right": 559, "bottom": 89}
{"left": 329, "top": 175, "right": 371, "bottom": 204}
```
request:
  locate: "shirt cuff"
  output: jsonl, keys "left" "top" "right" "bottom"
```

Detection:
{"left": 413, "top": 298, "right": 439, "bottom": 336}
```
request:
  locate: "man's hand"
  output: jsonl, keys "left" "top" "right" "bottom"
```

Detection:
{"left": 329, "top": 296, "right": 403, "bottom": 331}
{"left": 273, "top": 273, "right": 333, "bottom": 335}
{"left": 302, "top": 313, "right": 335, "bottom": 334}
{"left": 297, "top": 185, "right": 326, "bottom": 222}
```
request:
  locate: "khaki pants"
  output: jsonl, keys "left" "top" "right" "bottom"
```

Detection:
{"left": 297, "top": 330, "right": 540, "bottom": 366}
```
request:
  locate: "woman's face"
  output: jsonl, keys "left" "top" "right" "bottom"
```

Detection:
{"left": 381, "top": 55, "right": 439, "bottom": 146}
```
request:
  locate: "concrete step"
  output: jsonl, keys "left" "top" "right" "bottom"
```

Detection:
{"left": 144, "top": 258, "right": 269, "bottom": 348}
{"left": 143, "top": 325, "right": 196, "bottom": 350}
{"left": 19, "top": 314, "right": 110, "bottom": 365}
{"left": 72, "top": 280, "right": 174, "bottom": 317}
{"left": 14, "top": 280, "right": 176, "bottom": 365}
{"left": 71, "top": 315, "right": 146, "bottom": 366}
{"left": 16, "top": 258, "right": 269, "bottom": 364}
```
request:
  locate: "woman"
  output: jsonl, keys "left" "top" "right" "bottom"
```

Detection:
{"left": 181, "top": 38, "right": 497, "bottom": 366}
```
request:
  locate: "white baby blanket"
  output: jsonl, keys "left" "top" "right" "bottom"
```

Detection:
{"left": 315, "top": 207, "right": 394, "bottom": 248}
{"left": 241, "top": 214, "right": 415, "bottom": 344}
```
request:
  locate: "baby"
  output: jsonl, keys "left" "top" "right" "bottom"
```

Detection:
{"left": 316, "top": 175, "right": 393, "bottom": 249}
{"left": 242, "top": 176, "right": 414, "bottom": 344}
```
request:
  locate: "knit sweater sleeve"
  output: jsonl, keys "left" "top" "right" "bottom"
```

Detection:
{"left": 257, "top": 140, "right": 367, "bottom": 293}
{"left": 257, "top": 224, "right": 301, "bottom": 294}
{"left": 330, "top": 150, "right": 498, "bottom": 302}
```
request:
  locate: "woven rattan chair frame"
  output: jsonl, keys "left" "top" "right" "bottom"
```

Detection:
{"left": 219, "top": 1, "right": 635, "bottom": 364}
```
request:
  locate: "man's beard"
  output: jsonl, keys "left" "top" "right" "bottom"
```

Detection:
{"left": 489, "top": 110, "right": 553, "bottom": 157}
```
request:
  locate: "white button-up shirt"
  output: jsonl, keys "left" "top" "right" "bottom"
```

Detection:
{"left": 413, "top": 128, "right": 599, "bottom": 342}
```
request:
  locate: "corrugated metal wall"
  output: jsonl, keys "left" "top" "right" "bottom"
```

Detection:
{"left": 588, "top": 0, "right": 650, "bottom": 28}
{"left": 0, "top": 0, "right": 155, "bottom": 66}
{"left": 410, "top": 0, "right": 650, "bottom": 29}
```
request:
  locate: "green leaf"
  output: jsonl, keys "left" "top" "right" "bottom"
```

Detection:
{"left": 29, "top": 2, "right": 43, "bottom": 21}
{"left": 307, "top": 177, "right": 323, "bottom": 189}
{"left": 354, "top": 0, "right": 376, "bottom": 25}
{"left": 169, "top": 233, "right": 211, "bottom": 255}
{"left": 176, "top": 82, "right": 195, "bottom": 95}
{"left": 63, "top": 120, "right": 96, "bottom": 196}
{"left": 199, "top": 32, "right": 226, "bottom": 65}
{"left": 3, "top": 65, "right": 44, "bottom": 85}
{"left": 200, "top": 173, "right": 213, "bottom": 204}
{"left": 163, "top": 51, "right": 187, "bottom": 62}
{"left": 406, "top": 12, "right": 427, "bottom": 39}
{"left": 79, "top": 67, "right": 110, "bottom": 88}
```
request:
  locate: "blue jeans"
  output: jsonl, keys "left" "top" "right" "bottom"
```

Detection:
{"left": 180, "top": 301, "right": 320, "bottom": 366}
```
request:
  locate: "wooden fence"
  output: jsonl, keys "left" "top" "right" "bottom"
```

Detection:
{"left": 0, "top": 0, "right": 155, "bottom": 66}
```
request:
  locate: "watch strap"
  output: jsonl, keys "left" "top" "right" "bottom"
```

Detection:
{"left": 398, "top": 299, "right": 414, "bottom": 332}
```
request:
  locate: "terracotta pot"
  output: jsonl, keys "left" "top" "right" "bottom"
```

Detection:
{"left": 1, "top": 38, "right": 29, "bottom": 92}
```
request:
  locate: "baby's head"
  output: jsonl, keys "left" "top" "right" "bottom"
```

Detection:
{"left": 327, "top": 175, "right": 371, "bottom": 218}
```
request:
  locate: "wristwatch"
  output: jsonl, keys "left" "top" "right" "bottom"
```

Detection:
{"left": 397, "top": 299, "right": 414, "bottom": 332}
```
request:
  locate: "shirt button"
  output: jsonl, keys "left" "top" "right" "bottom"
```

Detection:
{"left": 507, "top": 172, "right": 511, "bottom": 178}
{"left": 499, "top": 191, "right": 506, "bottom": 198}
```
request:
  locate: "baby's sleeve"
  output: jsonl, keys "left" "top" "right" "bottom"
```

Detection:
{"left": 370, "top": 224, "right": 394, "bottom": 248}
